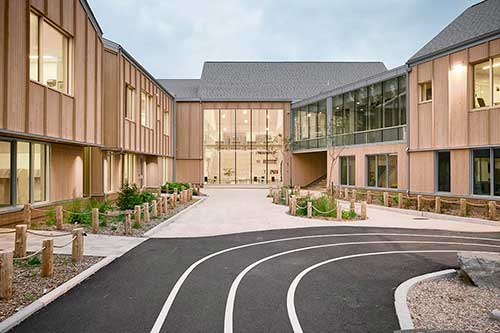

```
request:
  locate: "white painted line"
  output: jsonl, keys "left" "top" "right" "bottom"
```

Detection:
{"left": 0, "top": 255, "right": 118, "bottom": 333}
{"left": 224, "top": 241, "right": 500, "bottom": 333}
{"left": 149, "top": 232, "right": 500, "bottom": 333}
{"left": 394, "top": 269, "right": 456, "bottom": 330}
{"left": 286, "top": 250, "right": 498, "bottom": 333}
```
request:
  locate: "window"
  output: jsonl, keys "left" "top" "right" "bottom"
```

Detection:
{"left": 367, "top": 154, "right": 398, "bottom": 188}
{"left": 29, "top": 12, "right": 71, "bottom": 94}
{"left": 125, "top": 86, "right": 135, "bottom": 120}
{"left": 340, "top": 156, "right": 355, "bottom": 186}
{"left": 355, "top": 88, "right": 367, "bottom": 132}
{"left": 473, "top": 57, "right": 500, "bottom": 108}
{"left": 333, "top": 95, "right": 344, "bottom": 135}
{"left": 368, "top": 83, "right": 383, "bottom": 130}
{"left": 163, "top": 111, "right": 169, "bottom": 135}
{"left": 0, "top": 142, "right": 11, "bottom": 206}
{"left": 308, "top": 103, "right": 318, "bottom": 139}
{"left": 299, "top": 107, "right": 309, "bottom": 140}
{"left": 318, "top": 100, "right": 327, "bottom": 138}
{"left": 140, "top": 92, "right": 153, "bottom": 128}
{"left": 472, "top": 148, "right": 500, "bottom": 196}
{"left": 383, "top": 78, "right": 399, "bottom": 127}
{"left": 162, "top": 158, "right": 170, "bottom": 183}
{"left": 399, "top": 76, "right": 407, "bottom": 126}
{"left": 123, "top": 154, "right": 135, "bottom": 185}
{"left": 437, "top": 151, "right": 451, "bottom": 192}
{"left": 419, "top": 82, "right": 432, "bottom": 102}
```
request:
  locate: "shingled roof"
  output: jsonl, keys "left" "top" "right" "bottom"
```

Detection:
{"left": 159, "top": 79, "right": 200, "bottom": 101}
{"left": 196, "top": 61, "right": 387, "bottom": 102}
{"left": 408, "top": 0, "right": 500, "bottom": 64}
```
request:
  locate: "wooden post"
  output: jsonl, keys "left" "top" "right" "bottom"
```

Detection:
{"left": 14, "top": 224, "right": 27, "bottom": 258}
{"left": 143, "top": 202, "right": 150, "bottom": 223}
{"left": 157, "top": 197, "right": 163, "bottom": 215}
{"left": 163, "top": 195, "right": 169, "bottom": 213}
{"left": 350, "top": 199, "right": 355, "bottom": 212}
{"left": 172, "top": 193, "right": 177, "bottom": 208}
{"left": 55, "top": 205, "right": 63, "bottom": 230}
{"left": 344, "top": 188, "right": 349, "bottom": 200}
{"left": 489, "top": 201, "right": 497, "bottom": 220}
{"left": 152, "top": 200, "right": 158, "bottom": 218}
{"left": 352, "top": 190, "right": 357, "bottom": 201}
{"left": 336, "top": 204, "right": 342, "bottom": 221}
{"left": 360, "top": 202, "right": 367, "bottom": 220}
{"left": 285, "top": 190, "right": 290, "bottom": 206}
{"left": 383, "top": 192, "right": 389, "bottom": 207}
{"left": 290, "top": 196, "right": 296, "bottom": 216}
{"left": 41, "top": 239, "right": 54, "bottom": 277}
{"left": 23, "top": 203, "right": 31, "bottom": 226}
{"left": 417, "top": 195, "right": 422, "bottom": 211}
{"left": 366, "top": 191, "right": 372, "bottom": 204}
{"left": 460, "top": 198, "right": 467, "bottom": 216}
{"left": 273, "top": 191, "right": 280, "bottom": 204}
{"left": 91, "top": 208, "right": 99, "bottom": 234}
{"left": 174, "top": 187, "right": 178, "bottom": 195}
{"left": 435, "top": 197, "right": 441, "bottom": 214}
{"left": 124, "top": 211, "right": 132, "bottom": 235}
{"left": 134, "top": 205, "right": 141, "bottom": 225}
{"left": 0, "top": 250, "right": 13, "bottom": 300}
{"left": 269, "top": 187, "right": 273, "bottom": 197}
{"left": 72, "top": 228, "right": 84, "bottom": 263}
{"left": 398, "top": 193, "right": 403, "bottom": 209}
{"left": 307, "top": 201, "right": 312, "bottom": 218}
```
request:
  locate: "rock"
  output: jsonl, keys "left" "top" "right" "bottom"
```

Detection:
{"left": 491, "top": 309, "right": 500, "bottom": 322}
{"left": 457, "top": 252, "right": 500, "bottom": 289}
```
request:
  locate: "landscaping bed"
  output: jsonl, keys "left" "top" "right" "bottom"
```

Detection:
{"left": 0, "top": 254, "right": 103, "bottom": 322}
{"left": 31, "top": 199, "right": 199, "bottom": 237}
{"left": 408, "top": 275, "right": 500, "bottom": 333}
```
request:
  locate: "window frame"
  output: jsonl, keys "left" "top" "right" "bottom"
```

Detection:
{"left": 472, "top": 57, "right": 500, "bottom": 110}
{"left": 366, "top": 153, "right": 398, "bottom": 189}
{"left": 339, "top": 155, "right": 356, "bottom": 186}
{"left": 471, "top": 147, "right": 500, "bottom": 197}
{"left": 29, "top": 11, "right": 73, "bottom": 95}
{"left": 418, "top": 81, "right": 432, "bottom": 103}
{"left": 125, "top": 85, "right": 135, "bottom": 121}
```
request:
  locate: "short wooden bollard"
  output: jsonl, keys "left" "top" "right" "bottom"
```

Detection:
{"left": 350, "top": 199, "right": 355, "bottom": 212}
{"left": 0, "top": 250, "right": 13, "bottom": 300}
{"left": 41, "top": 239, "right": 54, "bottom": 277}
{"left": 163, "top": 196, "right": 169, "bottom": 213}
{"left": 14, "top": 224, "right": 27, "bottom": 258}
{"left": 435, "top": 197, "right": 441, "bottom": 214}
{"left": 336, "top": 205, "right": 342, "bottom": 221}
{"left": 460, "top": 198, "right": 467, "bottom": 217}
{"left": 152, "top": 200, "right": 158, "bottom": 218}
{"left": 124, "top": 211, "right": 132, "bottom": 235}
{"left": 417, "top": 195, "right": 422, "bottom": 211}
{"left": 307, "top": 201, "right": 312, "bottom": 218}
{"left": 383, "top": 192, "right": 389, "bottom": 207}
{"left": 352, "top": 190, "right": 357, "bottom": 201}
{"left": 290, "top": 196, "right": 296, "bottom": 216}
{"left": 134, "top": 205, "right": 141, "bottom": 225}
{"left": 72, "top": 228, "right": 84, "bottom": 263}
{"left": 268, "top": 187, "right": 273, "bottom": 197}
{"left": 23, "top": 204, "right": 31, "bottom": 226}
{"left": 344, "top": 188, "right": 349, "bottom": 200}
{"left": 273, "top": 191, "right": 280, "bottom": 204}
{"left": 398, "top": 193, "right": 403, "bottom": 209}
{"left": 55, "top": 205, "right": 63, "bottom": 230}
{"left": 489, "top": 201, "right": 497, "bottom": 220}
{"left": 366, "top": 191, "right": 372, "bottom": 204}
{"left": 360, "top": 201, "right": 367, "bottom": 220}
{"left": 172, "top": 193, "right": 177, "bottom": 208}
{"left": 174, "top": 188, "right": 178, "bottom": 195}
{"left": 285, "top": 190, "right": 290, "bottom": 206}
{"left": 91, "top": 208, "right": 99, "bottom": 234}
{"left": 144, "top": 203, "right": 150, "bottom": 223}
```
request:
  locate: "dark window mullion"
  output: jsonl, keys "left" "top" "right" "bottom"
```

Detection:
{"left": 29, "top": 143, "right": 33, "bottom": 203}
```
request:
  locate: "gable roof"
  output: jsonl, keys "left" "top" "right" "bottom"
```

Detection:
{"left": 408, "top": 0, "right": 500, "bottom": 64}
{"left": 196, "top": 61, "right": 387, "bottom": 102}
{"left": 158, "top": 79, "right": 200, "bottom": 101}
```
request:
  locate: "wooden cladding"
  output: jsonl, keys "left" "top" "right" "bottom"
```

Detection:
{"left": 103, "top": 48, "right": 173, "bottom": 157}
{"left": 409, "top": 38, "right": 500, "bottom": 151}
{"left": 0, "top": 0, "right": 103, "bottom": 145}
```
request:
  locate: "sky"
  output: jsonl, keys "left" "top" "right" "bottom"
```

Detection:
{"left": 87, "top": 0, "right": 478, "bottom": 79}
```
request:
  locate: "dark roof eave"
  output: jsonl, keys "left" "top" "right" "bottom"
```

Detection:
{"left": 408, "top": 29, "right": 500, "bottom": 66}
{"left": 80, "top": 0, "right": 103, "bottom": 36}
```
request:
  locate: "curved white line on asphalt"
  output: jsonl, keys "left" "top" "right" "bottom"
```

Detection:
{"left": 224, "top": 241, "right": 500, "bottom": 333}
{"left": 286, "top": 250, "right": 499, "bottom": 333}
{"left": 150, "top": 232, "right": 500, "bottom": 332}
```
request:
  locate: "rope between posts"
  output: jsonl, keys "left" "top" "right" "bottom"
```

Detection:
{"left": 29, "top": 206, "right": 51, "bottom": 213}
{"left": 53, "top": 235, "right": 77, "bottom": 249}
{"left": 466, "top": 201, "right": 488, "bottom": 208}
{"left": 312, "top": 206, "right": 337, "bottom": 215}
{"left": 14, "top": 246, "right": 45, "bottom": 260}
{"left": 420, "top": 196, "right": 435, "bottom": 202}
{"left": 27, "top": 230, "right": 72, "bottom": 237}
{"left": 296, "top": 204, "right": 307, "bottom": 210}
{"left": 440, "top": 199, "right": 459, "bottom": 204}
{"left": 0, "top": 229, "right": 16, "bottom": 234}
{"left": 63, "top": 209, "right": 92, "bottom": 215}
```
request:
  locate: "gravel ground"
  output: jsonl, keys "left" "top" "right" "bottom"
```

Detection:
{"left": 32, "top": 199, "right": 198, "bottom": 237}
{"left": 408, "top": 275, "right": 500, "bottom": 333}
{"left": 0, "top": 254, "right": 102, "bottom": 322}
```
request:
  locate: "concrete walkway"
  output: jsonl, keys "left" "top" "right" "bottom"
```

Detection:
{"left": 0, "top": 229, "right": 145, "bottom": 257}
{"left": 150, "top": 189, "right": 500, "bottom": 237}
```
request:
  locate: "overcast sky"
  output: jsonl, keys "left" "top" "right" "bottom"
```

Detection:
{"left": 88, "top": 0, "right": 477, "bottom": 79}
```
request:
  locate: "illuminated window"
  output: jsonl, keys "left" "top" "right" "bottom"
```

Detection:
{"left": 419, "top": 82, "right": 432, "bottom": 102}
{"left": 474, "top": 57, "right": 500, "bottom": 108}
{"left": 29, "top": 12, "right": 71, "bottom": 94}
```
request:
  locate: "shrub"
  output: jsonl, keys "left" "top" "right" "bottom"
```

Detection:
{"left": 27, "top": 256, "right": 41, "bottom": 266}
{"left": 296, "top": 195, "right": 313, "bottom": 216}
{"left": 342, "top": 210, "right": 357, "bottom": 220}
{"left": 117, "top": 184, "right": 143, "bottom": 210}
{"left": 140, "top": 191, "right": 156, "bottom": 204}
{"left": 162, "top": 182, "right": 190, "bottom": 194}
{"left": 312, "top": 196, "right": 337, "bottom": 217}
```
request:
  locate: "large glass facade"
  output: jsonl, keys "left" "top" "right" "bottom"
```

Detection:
{"left": 291, "top": 74, "right": 406, "bottom": 150}
{"left": 203, "top": 109, "right": 283, "bottom": 185}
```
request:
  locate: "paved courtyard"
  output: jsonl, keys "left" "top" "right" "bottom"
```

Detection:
{"left": 5, "top": 189, "right": 500, "bottom": 332}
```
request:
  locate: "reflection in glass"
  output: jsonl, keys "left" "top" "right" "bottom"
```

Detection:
{"left": 42, "top": 22, "right": 68, "bottom": 93}
{"left": 348, "top": 156, "right": 356, "bottom": 186}
{"left": 437, "top": 151, "right": 451, "bottom": 192}
{"left": 368, "top": 83, "right": 382, "bottom": 130}
{"left": 299, "top": 107, "right": 309, "bottom": 140}
{"left": 383, "top": 78, "right": 399, "bottom": 127}
{"left": 388, "top": 154, "right": 397, "bottom": 188}
{"left": 494, "top": 58, "right": 500, "bottom": 106}
{"left": 355, "top": 88, "right": 367, "bottom": 132}
{"left": 340, "top": 157, "right": 347, "bottom": 185}
{"left": 343, "top": 92, "right": 355, "bottom": 133}
{"left": 473, "top": 149, "right": 490, "bottom": 195}
{"left": 267, "top": 109, "right": 283, "bottom": 184}
{"left": 367, "top": 155, "right": 376, "bottom": 187}
{"left": 318, "top": 100, "right": 327, "bottom": 138}
{"left": 474, "top": 61, "right": 490, "bottom": 108}
{"left": 32, "top": 143, "right": 46, "bottom": 202}
{"left": 30, "top": 13, "right": 39, "bottom": 81}
{"left": 377, "top": 155, "right": 387, "bottom": 188}
{"left": 17, "top": 142, "right": 30, "bottom": 205}
{"left": 204, "top": 110, "right": 219, "bottom": 184}
{"left": 220, "top": 109, "right": 235, "bottom": 184}
{"left": 236, "top": 109, "right": 251, "bottom": 184}
{"left": 308, "top": 103, "right": 318, "bottom": 139}
{"left": 0, "top": 142, "right": 10, "bottom": 206}
{"left": 399, "top": 76, "right": 407, "bottom": 125}
{"left": 252, "top": 109, "right": 267, "bottom": 184}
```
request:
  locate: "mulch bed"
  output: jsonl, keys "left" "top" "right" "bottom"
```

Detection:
{"left": 408, "top": 275, "right": 500, "bottom": 333}
{"left": 31, "top": 199, "right": 199, "bottom": 237}
{"left": 0, "top": 254, "right": 103, "bottom": 322}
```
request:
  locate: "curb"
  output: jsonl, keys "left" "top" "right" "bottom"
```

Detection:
{"left": 143, "top": 197, "right": 206, "bottom": 237}
{"left": 0, "top": 255, "right": 118, "bottom": 333}
{"left": 394, "top": 269, "right": 456, "bottom": 330}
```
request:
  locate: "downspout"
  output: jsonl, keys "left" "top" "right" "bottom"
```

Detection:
{"left": 406, "top": 65, "right": 411, "bottom": 195}
{"left": 173, "top": 98, "right": 177, "bottom": 182}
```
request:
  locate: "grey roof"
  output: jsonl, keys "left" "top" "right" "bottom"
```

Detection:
{"left": 194, "top": 61, "right": 387, "bottom": 102}
{"left": 159, "top": 79, "right": 201, "bottom": 100}
{"left": 408, "top": 0, "right": 500, "bottom": 64}
{"left": 292, "top": 65, "right": 407, "bottom": 108}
